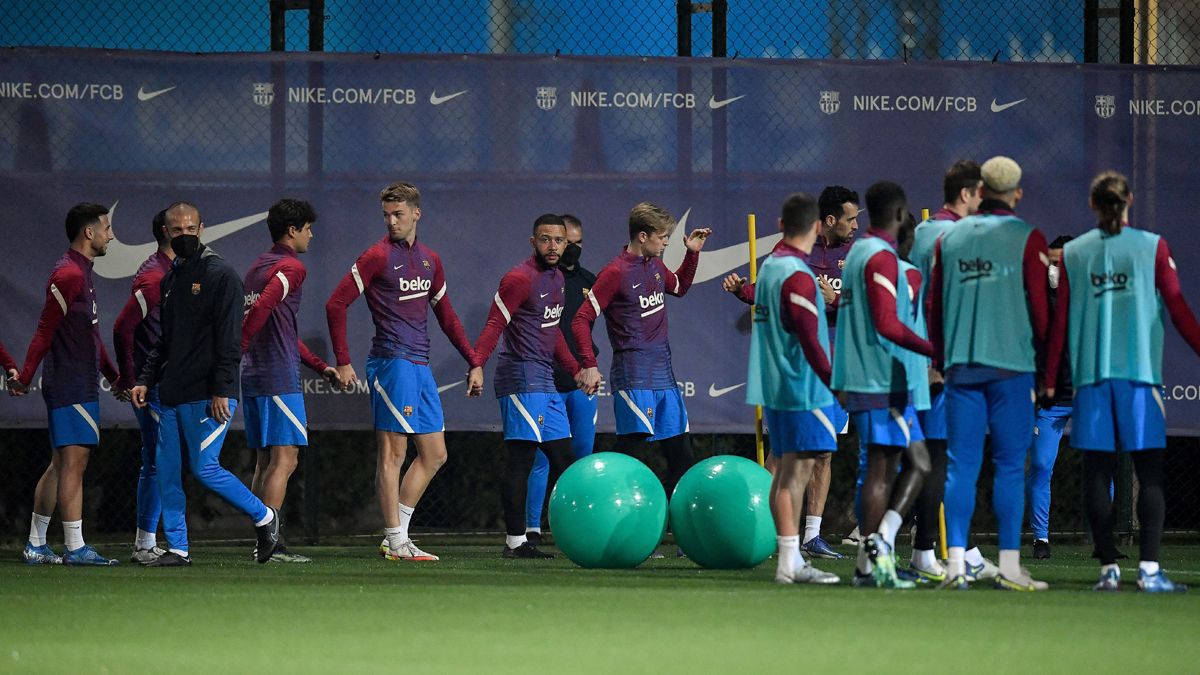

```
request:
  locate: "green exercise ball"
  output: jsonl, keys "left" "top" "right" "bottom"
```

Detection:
{"left": 670, "top": 455, "right": 776, "bottom": 569}
{"left": 548, "top": 452, "right": 667, "bottom": 568}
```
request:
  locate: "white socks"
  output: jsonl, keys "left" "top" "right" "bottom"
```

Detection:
{"left": 777, "top": 535, "right": 801, "bottom": 579}
{"left": 947, "top": 546, "right": 966, "bottom": 578}
{"left": 964, "top": 546, "right": 984, "bottom": 566}
{"left": 506, "top": 534, "right": 527, "bottom": 550}
{"left": 999, "top": 549, "right": 1022, "bottom": 579}
{"left": 254, "top": 510, "right": 275, "bottom": 527}
{"left": 877, "top": 510, "right": 903, "bottom": 549}
{"left": 1102, "top": 563, "right": 1121, "bottom": 578}
{"left": 856, "top": 543, "right": 872, "bottom": 575}
{"left": 170, "top": 548, "right": 189, "bottom": 558}
{"left": 63, "top": 520, "right": 84, "bottom": 551}
{"left": 911, "top": 548, "right": 940, "bottom": 571}
{"left": 28, "top": 512, "right": 51, "bottom": 547}
{"left": 803, "top": 516, "right": 822, "bottom": 544}
{"left": 135, "top": 529, "right": 157, "bottom": 550}
{"left": 397, "top": 502, "right": 415, "bottom": 541}
{"left": 385, "top": 526, "right": 405, "bottom": 551}
{"left": 1139, "top": 560, "right": 1160, "bottom": 575}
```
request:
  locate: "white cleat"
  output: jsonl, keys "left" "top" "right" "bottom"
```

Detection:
{"left": 776, "top": 565, "right": 841, "bottom": 585}
{"left": 967, "top": 556, "right": 1000, "bottom": 581}
{"left": 384, "top": 539, "right": 439, "bottom": 562}
{"left": 130, "top": 546, "right": 167, "bottom": 564}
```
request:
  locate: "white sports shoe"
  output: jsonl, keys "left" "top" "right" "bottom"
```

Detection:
{"left": 776, "top": 564, "right": 841, "bottom": 585}
{"left": 378, "top": 537, "right": 389, "bottom": 557}
{"left": 967, "top": 556, "right": 1000, "bottom": 581}
{"left": 384, "top": 539, "right": 439, "bottom": 561}
{"left": 130, "top": 546, "right": 167, "bottom": 564}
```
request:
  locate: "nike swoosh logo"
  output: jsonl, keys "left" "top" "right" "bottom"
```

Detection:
{"left": 430, "top": 90, "right": 467, "bottom": 105}
{"left": 95, "top": 202, "right": 268, "bottom": 279}
{"left": 394, "top": 265, "right": 404, "bottom": 270}
{"left": 540, "top": 292, "right": 549, "bottom": 298}
{"left": 661, "top": 208, "right": 783, "bottom": 284}
{"left": 632, "top": 283, "right": 642, "bottom": 289}
{"left": 990, "top": 97, "right": 1026, "bottom": 113}
{"left": 708, "top": 94, "right": 745, "bottom": 109}
{"left": 137, "top": 86, "right": 176, "bottom": 101}
{"left": 437, "top": 379, "right": 465, "bottom": 393}
{"left": 708, "top": 382, "right": 746, "bottom": 397}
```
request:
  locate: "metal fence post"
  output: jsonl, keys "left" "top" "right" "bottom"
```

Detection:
{"left": 677, "top": 0, "right": 691, "bottom": 57}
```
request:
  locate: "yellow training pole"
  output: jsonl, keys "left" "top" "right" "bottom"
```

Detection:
{"left": 921, "top": 207, "right": 930, "bottom": 222}
{"left": 748, "top": 213, "right": 764, "bottom": 467}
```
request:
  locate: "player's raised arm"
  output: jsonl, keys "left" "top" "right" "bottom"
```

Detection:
{"left": 660, "top": 227, "right": 709, "bottom": 297}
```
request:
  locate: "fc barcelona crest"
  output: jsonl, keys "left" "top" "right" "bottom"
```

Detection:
{"left": 537, "top": 414, "right": 545, "bottom": 426}
{"left": 191, "top": 283, "right": 201, "bottom": 295}
{"left": 403, "top": 405, "right": 414, "bottom": 417}
{"left": 646, "top": 408, "right": 654, "bottom": 419}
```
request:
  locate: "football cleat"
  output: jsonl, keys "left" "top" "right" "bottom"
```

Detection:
{"left": 379, "top": 537, "right": 389, "bottom": 557}
{"left": 936, "top": 574, "right": 971, "bottom": 590}
{"left": 501, "top": 542, "right": 553, "bottom": 559}
{"left": 254, "top": 507, "right": 281, "bottom": 564}
{"left": 525, "top": 531, "right": 543, "bottom": 547}
{"left": 865, "top": 534, "right": 915, "bottom": 589}
{"left": 22, "top": 543, "right": 62, "bottom": 565}
{"left": 648, "top": 549, "right": 666, "bottom": 559}
{"left": 966, "top": 556, "right": 1000, "bottom": 581}
{"left": 791, "top": 565, "right": 841, "bottom": 585}
{"left": 905, "top": 561, "right": 947, "bottom": 584}
{"left": 1137, "top": 569, "right": 1187, "bottom": 593}
{"left": 63, "top": 545, "right": 119, "bottom": 566}
{"left": 1032, "top": 539, "right": 1051, "bottom": 560}
{"left": 130, "top": 546, "right": 167, "bottom": 564}
{"left": 851, "top": 570, "right": 878, "bottom": 588}
{"left": 142, "top": 551, "right": 192, "bottom": 567}
{"left": 385, "top": 539, "right": 439, "bottom": 561}
{"left": 269, "top": 545, "right": 312, "bottom": 564}
{"left": 994, "top": 568, "right": 1049, "bottom": 591}
{"left": 1093, "top": 567, "right": 1121, "bottom": 592}
{"left": 802, "top": 536, "right": 846, "bottom": 560}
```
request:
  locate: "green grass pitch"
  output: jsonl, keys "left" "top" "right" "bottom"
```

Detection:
{"left": 2, "top": 538, "right": 1198, "bottom": 673}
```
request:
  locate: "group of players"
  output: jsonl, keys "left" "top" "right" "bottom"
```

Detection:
{"left": 3, "top": 161, "right": 1193, "bottom": 591}
{"left": 743, "top": 156, "right": 1196, "bottom": 592}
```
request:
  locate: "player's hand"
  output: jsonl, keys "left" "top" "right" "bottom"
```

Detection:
{"left": 818, "top": 277, "right": 837, "bottom": 305}
{"left": 1044, "top": 387, "right": 1055, "bottom": 400}
{"left": 320, "top": 366, "right": 343, "bottom": 391}
{"left": 6, "top": 370, "right": 28, "bottom": 396}
{"left": 684, "top": 228, "right": 712, "bottom": 253}
{"left": 130, "top": 385, "right": 149, "bottom": 408}
{"left": 112, "top": 388, "right": 132, "bottom": 403}
{"left": 209, "top": 396, "right": 233, "bottom": 425}
{"left": 335, "top": 364, "right": 358, "bottom": 391}
{"left": 576, "top": 367, "right": 602, "bottom": 395}
{"left": 721, "top": 273, "right": 746, "bottom": 295}
{"left": 927, "top": 367, "right": 944, "bottom": 386}
{"left": 467, "top": 367, "right": 484, "bottom": 397}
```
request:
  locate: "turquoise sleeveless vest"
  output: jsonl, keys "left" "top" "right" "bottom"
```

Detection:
{"left": 832, "top": 236, "right": 913, "bottom": 394}
{"left": 1064, "top": 227, "right": 1164, "bottom": 387}
{"left": 939, "top": 213, "right": 1036, "bottom": 371}
{"left": 746, "top": 253, "right": 835, "bottom": 411}
{"left": 899, "top": 259, "right": 931, "bottom": 411}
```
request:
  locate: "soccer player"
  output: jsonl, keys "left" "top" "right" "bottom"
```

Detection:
{"left": 524, "top": 214, "right": 598, "bottom": 546}
{"left": 1044, "top": 171, "right": 1200, "bottom": 593}
{"left": 721, "top": 185, "right": 858, "bottom": 559}
{"left": 571, "top": 203, "right": 711, "bottom": 506}
{"left": 832, "top": 182, "right": 933, "bottom": 589}
{"left": 14, "top": 202, "right": 123, "bottom": 566}
{"left": 242, "top": 199, "right": 340, "bottom": 563}
{"left": 928, "top": 156, "right": 1050, "bottom": 591}
{"left": 130, "top": 201, "right": 281, "bottom": 567}
{"left": 746, "top": 192, "right": 842, "bottom": 585}
{"left": 112, "top": 208, "right": 172, "bottom": 564}
{"left": 1027, "top": 235, "right": 1074, "bottom": 560}
{"left": 325, "top": 182, "right": 479, "bottom": 561}
{"left": 904, "top": 160, "right": 988, "bottom": 582}
{"left": 473, "top": 214, "right": 588, "bottom": 558}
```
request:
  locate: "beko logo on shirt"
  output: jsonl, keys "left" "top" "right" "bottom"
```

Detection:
{"left": 957, "top": 258, "right": 994, "bottom": 282}
{"left": 639, "top": 291, "right": 665, "bottom": 309}
{"left": 1091, "top": 271, "right": 1129, "bottom": 296}
{"left": 543, "top": 304, "right": 564, "bottom": 321}
{"left": 397, "top": 277, "right": 432, "bottom": 293}
{"left": 817, "top": 274, "right": 843, "bottom": 292}
{"left": 244, "top": 291, "right": 261, "bottom": 308}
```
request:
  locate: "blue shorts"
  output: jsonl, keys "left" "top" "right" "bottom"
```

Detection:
{"left": 499, "top": 392, "right": 571, "bottom": 443}
{"left": 366, "top": 357, "right": 444, "bottom": 434}
{"left": 614, "top": 387, "right": 689, "bottom": 441}
{"left": 765, "top": 404, "right": 846, "bottom": 455}
{"left": 48, "top": 401, "right": 100, "bottom": 448}
{"left": 918, "top": 388, "right": 947, "bottom": 440}
{"left": 1071, "top": 380, "right": 1166, "bottom": 452}
{"left": 244, "top": 393, "right": 309, "bottom": 448}
{"left": 851, "top": 405, "right": 924, "bottom": 448}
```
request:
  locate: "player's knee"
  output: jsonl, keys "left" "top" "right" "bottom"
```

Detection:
{"left": 423, "top": 446, "right": 448, "bottom": 469}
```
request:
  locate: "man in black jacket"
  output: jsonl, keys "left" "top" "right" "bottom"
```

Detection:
{"left": 131, "top": 201, "right": 279, "bottom": 566}
{"left": 523, "top": 214, "right": 598, "bottom": 545}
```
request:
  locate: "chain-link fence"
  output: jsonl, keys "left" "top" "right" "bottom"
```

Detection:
{"left": 2, "top": 2, "right": 1199, "bottom": 546}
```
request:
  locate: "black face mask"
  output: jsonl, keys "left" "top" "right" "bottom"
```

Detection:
{"left": 559, "top": 243, "right": 581, "bottom": 268}
{"left": 170, "top": 234, "right": 201, "bottom": 259}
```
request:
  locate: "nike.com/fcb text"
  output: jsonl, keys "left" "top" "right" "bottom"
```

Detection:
{"left": 569, "top": 91, "right": 696, "bottom": 109}
{"left": 0, "top": 81, "right": 123, "bottom": 100}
